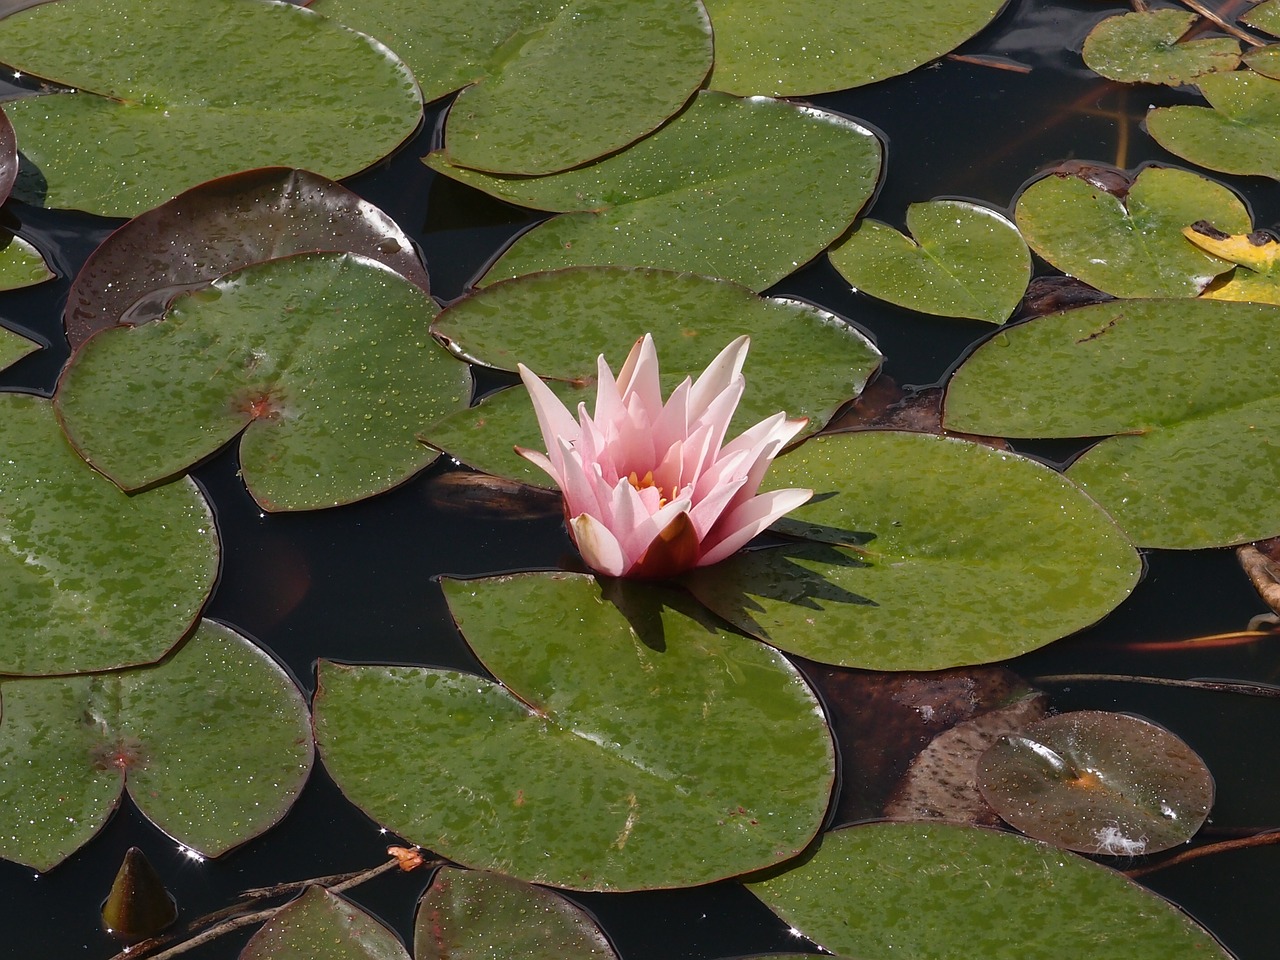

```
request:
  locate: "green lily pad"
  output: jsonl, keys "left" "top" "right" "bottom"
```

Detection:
{"left": 977, "top": 710, "right": 1214, "bottom": 856}
{"left": 424, "top": 92, "right": 882, "bottom": 291}
{"left": 1241, "top": 43, "right": 1280, "bottom": 80}
{"left": 1243, "top": 0, "right": 1280, "bottom": 36}
{"left": 0, "top": 0, "right": 421, "bottom": 217}
{"left": 944, "top": 297, "right": 1280, "bottom": 548}
{"left": 702, "top": 0, "right": 1007, "bottom": 96}
{"left": 415, "top": 868, "right": 617, "bottom": 960}
{"left": 0, "top": 234, "right": 55, "bottom": 290}
{"left": 684, "top": 431, "right": 1140, "bottom": 670}
{"left": 0, "top": 620, "right": 314, "bottom": 872}
{"left": 828, "top": 200, "right": 1030, "bottom": 323}
{"left": 0, "top": 325, "right": 41, "bottom": 371}
{"left": 1147, "top": 71, "right": 1280, "bottom": 182}
{"left": 1014, "top": 165, "right": 1250, "bottom": 298}
{"left": 64, "top": 167, "right": 431, "bottom": 350}
{"left": 55, "top": 253, "right": 470, "bottom": 511}
{"left": 1082, "top": 10, "right": 1240, "bottom": 86}
{"left": 1183, "top": 222, "right": 1280, "bottom": 304}
{"left": 0, "top": 393, "right": 219, "bottom": 676}
{"left": 241, "top": 886, "right": 410, "bottom": 960}
{"left": 748, "top": 822, "right": 1232, "bottom": 959}
{"left": 0, "top": 105, "right": 15, "bottom": 199}
{"left": 315, "top": 573, "right": 835, "bottom": 891}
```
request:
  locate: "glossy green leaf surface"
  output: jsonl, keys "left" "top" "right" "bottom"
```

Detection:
{"left": 702, "top": 0, "right": 1007, "bottom": 95}
{"left": 0, "top": 0, "right": 421, "bottom": 217}
{"left": 1241, "top": 44, "right": 1280, "bottom": 80}
{"left": 829, "top": 200, "right": 1030, "bottom": 322}
{"left": 944, "top": 298, "right": 1280, "bottom": 547}
{"left": 415, "top": 868, "right": 617, "bottom": 960}
{"left": 0, "top": 620, "right": 313, "bottom": 871}
{"left": 977, "top": 710, "right": 1214, "bottom": 855}
{"left": 0, "top": 325, "right": 40, "bottom": 371}
{"left": 0, "top": 235, "right": 54, "bottom": 290}
{"left": 1014, "top": 165, "right": 1250, "bottom": 298}
{"left": 1082, "top": 10, "right": 1240, "bottom": 85}
{"left": 425, "top": 92, "right": 882, "bottom": 291}
{"left": 315, "top": 573, "right": 835, "bottom": 891}
{"left": 0, "top": 393, "right": 219, "bottom": 676}
{"left": 241, "top": 886, "right": 410, "bottom": 960}
{"left": 63, "top": 167, "right": 430, "bottom": 350}
{"left": 1148, "top": 71, "right": 1280, "bottom": 182}
{"left": 1243, "top": 0, "right": 1280, "bottom": 36}
{"left": 56, "top": 253, "right": 469, "bottom": 511}
{"left": 749, "top": 822, "right": 1232, "bottom": 959}
{"left": 685, "top": 431, "right": 1140, "bottom": 670}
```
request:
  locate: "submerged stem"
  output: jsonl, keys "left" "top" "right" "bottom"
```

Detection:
{"left": 1033, "top": 674, "right": 1280, "bottom": 698}
{"left": 1126, "top": 830, "right": 1280, "bottom": 877}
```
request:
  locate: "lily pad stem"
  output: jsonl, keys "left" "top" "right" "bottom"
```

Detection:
{"left": 1125, "top": 829, "right": 1280, "bottom": 877}
{"left": 1032, "top": 673, "right": 1280, "bottom": 698}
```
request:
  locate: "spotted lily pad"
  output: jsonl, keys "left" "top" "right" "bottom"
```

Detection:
{"left": 1082, "top": 10, "right": 1240, "bottom": 86}
{"left": 416, "top": 868, "right": 617, "bottom": 960}
{"left": 749, "top": 822, "right": 1232, "bottom": 959}
{"left": 977, "top": 710, "right": 1214, "bottom": 856}
{"left": 829, "top": 200, "right": 1030, "bottom": 322}
{"left": 425, "top": 92, "right": 882, "bottom": 291}
{"left": 0, "top": 393, "right": 219, "bottom": 676}
{"left": 55, "top": 253, "right": 470, "bottom": 511}
{"left": 1014, "top": 164, "right": 1250, "bottom": 298}
{"left": 241, "top": 886, "right": 410, "bottom": 960}
{"left": 0, "top": 0, "right": 421, "bottom": 217}
{"left": 1183, "top": 221, "right": 1280, "bottom": 304}
{"left": 1147, "top": 71, "right": 1280, "bottom": 182}
{"left": 0, "top": 620, "right": 313, "bottom": 872}
{"left": 684, "top": 431, "right": 1141, "bottom": 670}
{"left": 702, "top": 0, "right": 1008, "bottom": 95}
{"left": 944, "top": 297, "right": 1280, "bottom": 547}
{"left": 63, "top": 167, "right": 430, "bottom": 350}
{"left": 315, "top": 573, "right": 835, "bottom": 891}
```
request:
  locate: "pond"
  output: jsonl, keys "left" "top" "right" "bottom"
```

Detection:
{"left": 0, "top": 0, "right": 1277, "bottom": 957}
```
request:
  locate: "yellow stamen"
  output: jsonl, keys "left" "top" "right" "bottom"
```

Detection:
{"left": 628, "top": 470, "right": 669, "bottom": 506}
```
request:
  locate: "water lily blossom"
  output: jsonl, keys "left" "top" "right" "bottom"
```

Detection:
{"left": 516, "top": 334, "right": 812, "bottom": 579}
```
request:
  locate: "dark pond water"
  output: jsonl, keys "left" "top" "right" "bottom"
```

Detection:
{"left": 1, "top": 0, "right": 1277, "bottom": 956}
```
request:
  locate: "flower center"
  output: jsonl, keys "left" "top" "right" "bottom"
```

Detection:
{"left": 628, "top": 470, "right": 670, "bottom": 506}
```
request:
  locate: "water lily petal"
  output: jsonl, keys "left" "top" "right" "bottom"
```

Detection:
{"left": 630, "top": 511, "right": 701, "bottom": 579}
{"left": 688, "top": 335, "right": 749, "bottom": 420}
{"left": 518, "top": 363, "right": 580, "bottom": 451}
{"left": 698, "top": 487, "right": 814, "bottom": 567}
{"left": 616, "top": 333, "right": 663, "bottom": 421}
{"left": 569, "top": 513, "right": 629, "bottom": 577}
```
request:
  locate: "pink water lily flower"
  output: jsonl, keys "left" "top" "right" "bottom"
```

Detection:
{"left": 516, "top": 334, "right": 812, "bottom": 579}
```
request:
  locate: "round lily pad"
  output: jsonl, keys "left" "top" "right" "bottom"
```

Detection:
{"left": 425, "top": 92, "right": 883, "bottom": 292}
{"left": 0, "top": 392, "right": 219, "bottom": 676}
{"left": 315, "top": 573, "right": 835, "bottom": 891}
{"left": 55, "top": 252, "right": 470, "bottom": 511}
{"left": 829, "top": 200, "right": 1030, "bottom": 323}
{"left": 0, "top": 0, "right": 422, "bottom": 216}
{"left": 977, "top": 710, "right": 1214, "bottom": 856}
{"left": 1147, "top": 71, "right": 1280, "bottom": 182}
{"left": 683, "top": 430, "right": 1141, "bottom": 670}
{"left": 1082, "top": 10, "right": 1240, "bottom": 86}
{"left": 748, "top": 822, "right": 1232, "bottom": 959}
{"left": 0, "top": 620, "right": 314, "bottom": 872}
{"left": 1014, "top": 165, "right": 1250, "bottom": 298}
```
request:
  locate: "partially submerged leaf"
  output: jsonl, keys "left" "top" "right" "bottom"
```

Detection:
{"left": 100, "top": 848, "right": 178, "bottom": 941}
{"left": 0, "top": 324, "right": 41, "bottom": 371}
{"left": 415, "top": 868, "right": 617, "bottom": 960}
{"left": 0, "top": 621, "right": 313, "bottom": 872}
{"left": 315, "top": 573, "right": 835, "bottom": 891}
{"left": 748, "top": 822, "right": 1233, "bottom": 959}
{"left": 0, "top": 393, "right": 219, "bottom": 676}
{"left": 1014, "top": 164, "right": 1250, "bottom": 298}
{"left": 1147, "top": 71, "right": 1280, "bottom": 182}
{"left": 240, "top": 886, "right": 410, "bottom": 960}
{"left": 0, "top": 234, "right": 55, "bottom": 290}
{"left": 1082, "top": 10, "right": 1240, "bottom": 86}
{"left": 0, "top": 0, "right": 421, "bottom": 216}
{"left": 425, "top": 92, "right": 882, "bottom": 291}
{"left": 56, "top": 253, "right": 470, "bottom": 511}
{"left": 63, "top": 167, "right": 430, "bottom": 350}
{"left": 977, "top": 711, "right": 1214, "bottom": 855}
{"left": 829, "top": 200, "right": 1030, "bottom": 323}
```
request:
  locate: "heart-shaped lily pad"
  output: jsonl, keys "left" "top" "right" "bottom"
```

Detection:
{"left": 55, "top": 252, "right": 470, "bottom": 511}
{"left": 315, "top": 573, "right": 835, "bottom": 891}
{"left": 1147, "top": 71, "right": 1280, "bottom": 182}
{"left": 241, "top": 886, "right": 410, "bottom": 960}
{"left": 63, "top": 167, "right": 430, "bottom": 350}
{"left": 0, "top": 392, "right": 219, "bottom": 676}
{"left": 0, "top": 620, "right": 313, "bottom": 872}
{"left": 944, "top": 297, "right": 1280, "bottom": 548}
{"left": 416, "top": 868, "right": 617, "bottom": 960}
{"left": 0, "top": 0, "right": 421, "bottom": 216}
{"left": 684, "top": 431, "right": 1141, "bottom": 670}
{"left": 702, "top": 0, "right": 1007, "bottom": 95}
{"left": 1014, "top": 164, "right": 1250, "bottom": 298}
{"left": 828, "top": 200, "right": 1030, "bottom": 322}
{"left": 1082, "top": 10, "right": 1240, "bottom": 86}
{"left": 748, "top": 822, "right": 1232, "bottom": 959}
{"left": 425, "top": 92, "right": 882, "bottom": 291}
{"left": 977, "top": 710, "right": 1214, "bottom": 855}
